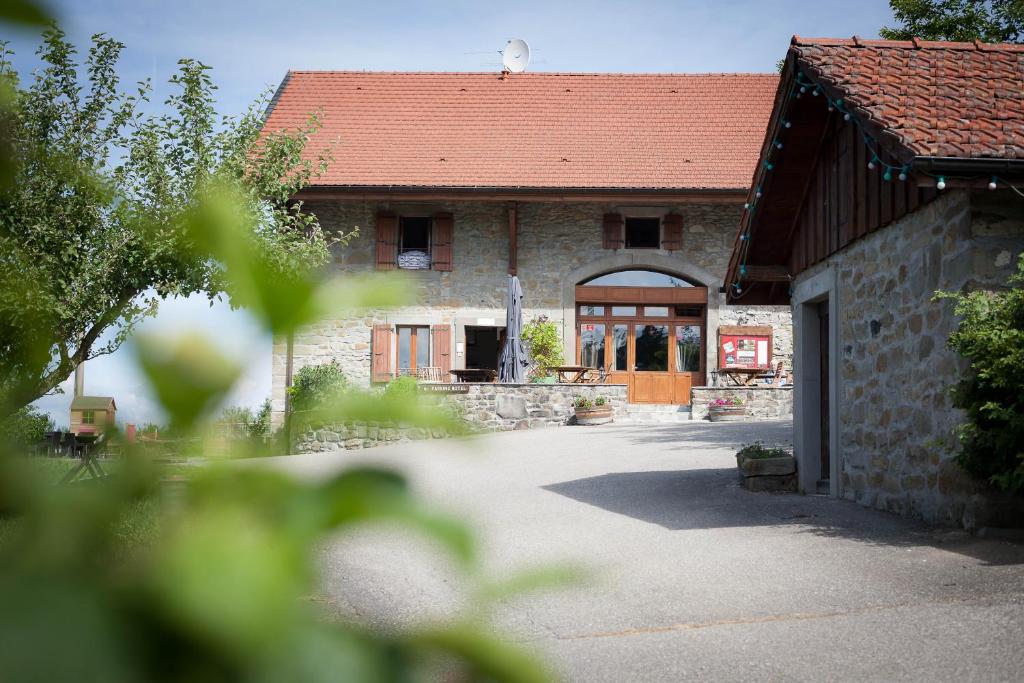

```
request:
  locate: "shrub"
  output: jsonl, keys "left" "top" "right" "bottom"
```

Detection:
{"left": 594, "top": 396, "right": 607, "bottom": 406}
{"left": 522, "top": 316, "right": 563, "bottom": 378}
{"left": 935, "top": 254, "right": 1024, "bottom": 494}
{"left": 737, "top": 441, "right": 790, "bottom": 460}
{"left": 385, "top": 375, "right": 419, "bottom": 398}
{"left": 573, "top": 396, "right": 593, "bottom": 409}
{"left": 0, "top": 406, "right": 53, "bottom": 447}
{"left": 287, "top": 361, "right": 348, "bottom": 415}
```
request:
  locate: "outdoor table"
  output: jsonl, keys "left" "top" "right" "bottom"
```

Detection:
{"left": 719, "top": 367, "right": 770, "bottom": 386}
{"left": 449, "top": 369, "right": 498, "bottom": 383}
{"left": 550, "top": 365, "right": 599, "bottom": 383}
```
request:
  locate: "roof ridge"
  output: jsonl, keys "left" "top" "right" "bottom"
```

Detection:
{"left": 285, "top": 70, "right": 780, "bottom": 77}
{"left": 791, "top": 34, "right": 1024, "bottom": 52}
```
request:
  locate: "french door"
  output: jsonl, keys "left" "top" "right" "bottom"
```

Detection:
{"left": 578, "top": 315, "right": 704, "bottom": 404}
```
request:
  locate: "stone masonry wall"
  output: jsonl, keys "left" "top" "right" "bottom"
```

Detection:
{"left": 294, "top": 383, "right": 627, "bottom": 453}
{"left": 795, "top": 189, "right": 1024, "bottom": 526}
{"left": 691, "top": 386, "right": 793, "bottom": 421}
{"left": 272, "top": 200, "right": 794, "bottom": 424}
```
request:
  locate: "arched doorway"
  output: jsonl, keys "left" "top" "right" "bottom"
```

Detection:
{"left": 575, "top": 269, "right": 707, "bottom": 404}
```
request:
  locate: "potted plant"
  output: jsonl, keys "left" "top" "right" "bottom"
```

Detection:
{"left": 708, "top": 396, "right": 746, "bottom": 422}
{"left": 573, "top": 395, "right": 613, "bottom": 425}
{"left": 735, "top": 442, "right": 796, "bottom": 492}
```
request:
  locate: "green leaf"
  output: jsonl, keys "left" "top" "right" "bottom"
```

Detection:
{"left": 0, "top": 0, "right": 51, "bottom": 26}
{"left": 134, "top": 332, "right": 241, "bottom": 432}
{"left": 412, "top": 624, "right": 553, "bottom": 683}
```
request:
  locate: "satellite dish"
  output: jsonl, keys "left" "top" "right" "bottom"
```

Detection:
{"left": 502, "top": 39, "right": 530, "bottom": 73}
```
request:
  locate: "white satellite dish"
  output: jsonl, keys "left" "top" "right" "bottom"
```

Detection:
{"left": 502, "top": 39, "right": 530, "bottom": 73}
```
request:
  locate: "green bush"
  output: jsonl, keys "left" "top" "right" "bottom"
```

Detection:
{"left": 935, "top": 254, "right": 1024, "bottom": 494}
{"left": 594, "top": 396, "right": 607, "bottom": 406}
{"left": 287, "top": 361, "right": 348, "bottom": 415}
{"left": 736, "top": 441, "right": 790, "bottom": 460}
{"left": 0, "top": 406, "right": 53, "bottom": 448}
{"left": 522, "top": 317, "right": 563, "bottom": 378}
{"left": 572, "top": 396, "right": 593, "bottom": 409}
{"left": 385, "top": 375, "right": 418, "bottom": 398}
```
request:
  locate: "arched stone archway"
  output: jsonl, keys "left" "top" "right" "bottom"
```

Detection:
{"left": 559, "top": 253, "right": 724, "bottom": 384}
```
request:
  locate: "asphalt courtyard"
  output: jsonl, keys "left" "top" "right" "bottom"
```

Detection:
{"left": 270, "top": 420, "right": 1024, "bottom": 682}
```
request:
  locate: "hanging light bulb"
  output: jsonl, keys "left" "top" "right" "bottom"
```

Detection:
{"left": 867, "top": 156, "right": 877, "bottom": 170}
{"left": 774, "top": 140, "right": 783, "bottom": 149}
{"left": 812, "top": 87, "right": 820, "bottom": 96}
{"left": 800, "top": 85, "right": 807, "bottom": 94}
{"left": 988, "top": 176, "right": 998, "bottom": 191}
{"left": 765, "top": 161, "right": 774, "bottom": 170}
{"left": 883, "top": 168, "right": 893, "bottom": 181}
{"left": 828, "top": 102, "right": 835, "bottom": 111}
{"left": 898, "top": 170, "right": 908, "bottom": 181}
{"left": 755, "top": 187, "right": 763, "bottom": 198}
{"left": 936, "top": 176, "right": 946, "bottom": 190}
{"left": 783, "top": 120, "right": 792, "bottom": 129}
{"left": 843, "top": 112, "right": 851, "bottom": 121}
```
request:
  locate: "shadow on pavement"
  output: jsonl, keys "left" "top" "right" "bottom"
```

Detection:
{"left": 543, "top": 467, "right": 1024, "bottom": 566}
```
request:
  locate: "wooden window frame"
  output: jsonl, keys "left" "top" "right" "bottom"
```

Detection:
{"left": 396, "top": 325, "right": 431, "bottom": 374}
{"left": 82, "top": 410, "right": 95, "bottom": 425}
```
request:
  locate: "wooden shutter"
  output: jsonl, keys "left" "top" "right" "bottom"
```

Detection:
{"left": 431, "top": 325, "right": 452, "bottom": 374}
{"left": 602, "top": 213, "right": 624, "bottom": 249}
{"left": 375, "top": 212, "right": 398, "bottom": 270}
{"left": 371, "top": 325, "right": 393, "bottom": 382}
{"left": 662, "top": 214, "right": 683, "bottom": 251}
{"left": 432, "top": 212, "right": 453, "bottom": 271}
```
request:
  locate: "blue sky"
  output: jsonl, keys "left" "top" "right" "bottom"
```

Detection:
{"left": 6, "top": 0, "right": 898, "bottom": 426}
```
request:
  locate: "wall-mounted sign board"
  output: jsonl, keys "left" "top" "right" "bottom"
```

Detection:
{"left": 718, "top": 325, "right": 772, "bottom": 370}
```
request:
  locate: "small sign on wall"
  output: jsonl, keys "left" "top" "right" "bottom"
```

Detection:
{"left": 419, "top": 384, "right": 470, "bottom": 394}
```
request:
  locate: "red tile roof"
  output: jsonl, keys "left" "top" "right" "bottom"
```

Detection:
{"left": 791, "top": 36, "right": 1024, "bottom": 160}
{"left": 261, "top": 72, "right": 778, "bottom": 191}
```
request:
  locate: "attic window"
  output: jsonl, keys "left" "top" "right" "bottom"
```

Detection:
{"left": 624, "top": 217, "right": 660, "bottom": 249}
{"left": 398, "top": 217, "right": 432, "bottom": 270}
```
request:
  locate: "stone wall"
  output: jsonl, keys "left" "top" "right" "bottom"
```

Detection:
{"left": 794, "top": 189, "right": 1024, "bottom": 526}
{"left": 717, "top": 306, "right": 794, "bottom": 375}
{"left": 691, "top": 386, "right": 793, "bottom": 420}
{"left": 294, "top": 383, "right": 628, "bottom": 453}
{"left": 272, "top": 199, "right": 795, "bottom": 425}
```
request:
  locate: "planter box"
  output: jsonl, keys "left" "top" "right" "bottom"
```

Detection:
{"left": 709, "top": 406, "right": 747, "bottom": 422}
{"left": 736, "top": 453, "right": 796, "bottom": 492}
{"left": 574, "top": 406, "right": 613, "bottom": 426}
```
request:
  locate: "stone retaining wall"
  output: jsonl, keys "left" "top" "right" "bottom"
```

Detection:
{"left": 691, "top": 386, "right": 793, "bottom": 421}
{"left": 294, "top": 383, "right": 628, "bottom": 453}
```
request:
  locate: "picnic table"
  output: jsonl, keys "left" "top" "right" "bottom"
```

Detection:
{"left": 549, "top": 365, "right": 602, "bottom": 384}
{"left": 718, "top": 367, "right": 770, "bottom": 386}
{"left": 449, "top": 368, "right": 498, "bottom": 383}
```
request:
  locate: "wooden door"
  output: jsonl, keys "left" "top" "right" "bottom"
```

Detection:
{"left": 632, "top": 322, "right": 672, "bottom": 403}
{"left": 818, "top": 302, "right": 830, "bottom": 482}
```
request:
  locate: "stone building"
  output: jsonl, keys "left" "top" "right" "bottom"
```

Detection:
{"left": 727, "top": 36, "right": 1024, "bottom": 526}
{"left": 262, "top": 71, "right": 793, "bottom": 423}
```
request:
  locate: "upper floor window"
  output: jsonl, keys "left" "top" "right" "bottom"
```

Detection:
{"left": 624, "top": 217, "right": 660, "bottom": 249}
{"left": 398, "top": 217, "right": 432, "bottom": 270}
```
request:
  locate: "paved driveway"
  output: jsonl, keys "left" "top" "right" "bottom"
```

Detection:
{"left": 271, "top": 420, "right": 1024, "bottom": 682}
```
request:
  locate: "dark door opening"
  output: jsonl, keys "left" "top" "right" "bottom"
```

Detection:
{"left": 817, "top": 301, "right": 831, "bottom": 492}
{"left": 465, "top": 326, "right": 502, "bottom": 371}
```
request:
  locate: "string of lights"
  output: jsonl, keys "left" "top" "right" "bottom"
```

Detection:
{"left": 731, "top": 69, "right": 1022, "bottom": 297}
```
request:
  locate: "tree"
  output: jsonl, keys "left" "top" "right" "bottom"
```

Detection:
{"left": 522, "top": 317, "right": 563, "bottom": 379}
{"left": 0, "top": 27, "right": 337, "bottom": 418}
{"left": 0, "top": 405, "right": 53, "bottom": 446}
{"left": 880, "top": 0, "right": 1024, "bottom": 42}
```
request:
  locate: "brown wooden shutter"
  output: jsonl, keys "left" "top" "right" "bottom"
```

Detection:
{"left": 432, "top": 212, "right": 453, "bottom": 271}
{"left": 371, "top": 324, "right": 393, "bottom": 382}
{"left": 662, "top": 214, "right": 683, "bottom": 251}
{"left": 431, "top": 325, "right": 452, "bottom": 375}
{"left": 602, "top": 213, "right": 624, "bottom": 249}
{"left": 375, "top": 212, "right": 398, "bottom": 270}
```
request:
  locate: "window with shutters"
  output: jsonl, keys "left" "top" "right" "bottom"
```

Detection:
{"left": 624, "top": 217, "right": 661, "bottom": 249}
{"left": 396, "top": 325, "right": 431, "bottom": 374}
{"left": 398, "top": 217, "right": 432, "bottom": 270}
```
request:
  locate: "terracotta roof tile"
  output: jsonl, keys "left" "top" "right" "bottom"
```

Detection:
{"left": 791, "top": 36, "right": 1024, "bottom": 159}
{"left": 261, "top": 71, "right": 778, "bottom": 191}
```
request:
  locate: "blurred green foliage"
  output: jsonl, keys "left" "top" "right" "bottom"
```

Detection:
{"left": 0, "top": 18, "right": 562, "bottom": 683}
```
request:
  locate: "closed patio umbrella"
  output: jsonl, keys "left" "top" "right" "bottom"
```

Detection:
{"left": 498, "top": 275, "right": 529, "bottom": 383}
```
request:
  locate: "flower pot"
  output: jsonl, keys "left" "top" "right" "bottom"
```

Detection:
{"left": 736, "top": 454, "right": 796, "bottom": 492}
{"left": 708, "top": 406, "right": 747, "bottom": 422}
{"left": 574, "top": 405, "right": 613, "bottom": 426}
